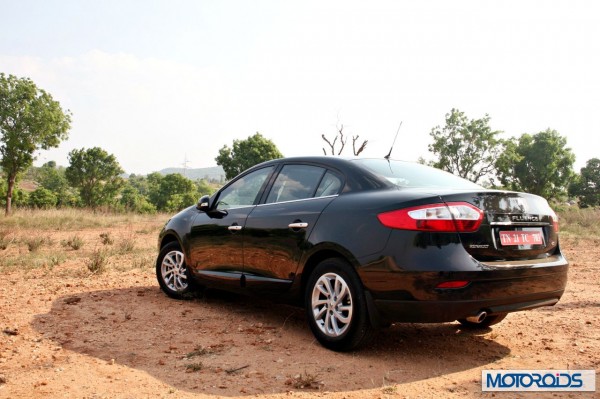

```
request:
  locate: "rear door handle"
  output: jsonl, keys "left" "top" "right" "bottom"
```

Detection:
{"left": 288, "top": 222, "right": 308, "bottom": 229}
{"left": 228, "top": 225, "right": 243, "bottom": 231}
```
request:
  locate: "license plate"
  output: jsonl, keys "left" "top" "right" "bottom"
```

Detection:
{"left": 499, "top": 229, "right": 543, "bottom": 246}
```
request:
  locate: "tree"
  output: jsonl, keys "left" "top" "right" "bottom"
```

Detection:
{"left": 36, "top": 161, "right": 77, "bottom": 206}
{"left": 321, "top": 124, "right": 368, "bottom": 156}
{"left": 195, "top": 178, "right": 216, "bottom": 196}
{"left": 0, "top": 73, "right": 71, "bottom": 215}
{"left": 215, "top": 132, "right": 283, "bottom": 180}
{"left": 65, "top": 147, "right": 124, "bottom": 208}
{"left": 127, "top": 173, "right": 151, "bottom": 196}
{"left": 428, "top": 108, "right": 503, "bottom": 184}
{"left": 119, "top": 183, "right": 156, "bottom": 214}
{"left": 148, "top": 173, "right": 197, "bottom": 212}
{"left": 0, "top": 178, "right": 28, "bottom": 208}
{"left": 569, "top": 158, "right": 600, "bottom": 207}
{"left": 496, "top": 129, "right": 575, "bottom": 200}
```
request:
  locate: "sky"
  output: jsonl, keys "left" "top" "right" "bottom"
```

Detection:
{"left": 1, "top": 0, "right": 599, "bottom": 175}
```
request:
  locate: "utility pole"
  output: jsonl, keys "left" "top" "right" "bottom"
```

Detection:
{"left": 182, "top": 154, "right": 190, "bottom": 177}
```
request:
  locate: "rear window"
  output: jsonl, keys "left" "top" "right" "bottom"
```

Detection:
{"left": 266, "top": 165, "right": 325, "bottom": 203}
{"left": 352, "top": 159, "right": 482, "bottom": 189}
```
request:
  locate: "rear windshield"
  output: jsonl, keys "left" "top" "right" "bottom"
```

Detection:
{"left": 352, "top": 159, "right": 482, "bottom": 189}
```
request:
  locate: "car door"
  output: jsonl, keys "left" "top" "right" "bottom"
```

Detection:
{"left": 187, "top": 166, "right": 275, "bottom": 289}
{"left": 243, "top": 164, "right": 344, "bottom": 292}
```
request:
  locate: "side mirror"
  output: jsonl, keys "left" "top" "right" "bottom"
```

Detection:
{"left": 196, "top": 194, "right": 210, "bottom": 211}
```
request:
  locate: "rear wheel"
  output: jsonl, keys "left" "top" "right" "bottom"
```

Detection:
{"left": 305, "top": 258, "right": 373, "bottom": 351}
{"left": 156, "top": 242, "right": 196, "bottom": 299}
{"left": 458, "top": 313, "right": 507, "bottom": 328}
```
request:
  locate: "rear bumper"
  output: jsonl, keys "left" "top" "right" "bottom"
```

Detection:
{"left": 359, "top": 256, "right": 568, "bottom": 324}
{"left": 371, "top": 289, "right": 564, "bottom": 323}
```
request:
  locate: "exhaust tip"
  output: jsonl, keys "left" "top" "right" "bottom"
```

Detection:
{"left": 466, "top": 310, "right": 487, "bottom": 324}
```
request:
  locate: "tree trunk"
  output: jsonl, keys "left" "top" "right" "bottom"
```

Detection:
{"left": 5, "top": 176, "right": 15, "bottom": 216}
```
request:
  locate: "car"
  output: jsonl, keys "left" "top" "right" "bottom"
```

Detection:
{"left": 156, "top": 157, "right": 568, "bottom": 351}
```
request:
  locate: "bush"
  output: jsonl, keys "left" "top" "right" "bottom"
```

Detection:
{"left": 29, "top": 187, "right": 58, "bottom": 209}
{"left": 86, "top": 249, "right": 108, "bottom": 274}
{"left": 62, "top": 235, "right": 84, "bottom": 250}
{"left": 99, "top": 232, "right": 114, "bottom": 245}
{"left": 24, "top": 236, "right": 47, "bottom": 252}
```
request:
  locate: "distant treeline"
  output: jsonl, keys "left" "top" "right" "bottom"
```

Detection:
{"left": 1, "top": 161, "right": 221, "bottom": 214}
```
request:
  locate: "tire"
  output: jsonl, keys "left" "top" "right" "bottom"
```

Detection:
{"left": 458, "top": 313, "right": 508, "bottom": 329}
{"left": 156, "top": 242, "right": 196, "bottom": 299}
{"left": 305, "top": 258, "right": 373, "bottom": 351}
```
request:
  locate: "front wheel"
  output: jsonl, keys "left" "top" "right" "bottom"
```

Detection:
{"left": 305, "top": 258, "right": 373, "bottom": 351}
{"left": 156, "top": 242, "right": 196, "bottom": 299}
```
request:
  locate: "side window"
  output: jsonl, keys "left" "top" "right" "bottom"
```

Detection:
{"left": 266, "top": 165, "right": 325, "bottom": 204}
{"left": 315, "top": 171, "right": 343, "bottom": 197}
{"left": 216, "top": 167, "right": 274, "bottom": 209}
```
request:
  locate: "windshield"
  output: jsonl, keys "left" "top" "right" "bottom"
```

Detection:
{"left": 352, "top": 159, "right": 483, "bottom": 189}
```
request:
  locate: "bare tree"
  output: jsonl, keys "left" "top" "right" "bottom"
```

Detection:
{"left": 322, "top": 124, "right": 368, "bottom": 156}
{"left": 352, "top": 135, "right": 368, "bottom": 156}
{"left": 321, "top": 124, "right": 347, "bottom": 155}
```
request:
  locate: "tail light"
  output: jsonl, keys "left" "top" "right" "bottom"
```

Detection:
{"left": 549, "top": 208, "right": 559, "bottom": 232}
{"left": 377, "top": 202, "right": 484, "bottom": 232}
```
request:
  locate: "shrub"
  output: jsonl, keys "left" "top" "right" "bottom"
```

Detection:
{"left": 25, "top": 236, "right": 47, "bottom": 252}
{"left": 86, "top": 249, "right": 108, "bottom": 274}
{"left": 62, "top": 235, "right": 84, "bottom": 250}
{"left": 29, "top": 188, "right": 58, "bottom": 209}
{"left": 99, "top": 232, "right": 114, "bottom": 245}
{"left": 118, "top": 235, "right": 136, "bottom": 253}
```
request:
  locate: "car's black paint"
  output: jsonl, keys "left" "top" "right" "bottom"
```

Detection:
{"left": 158, "top": 156, "right": 568, "bottom": 349}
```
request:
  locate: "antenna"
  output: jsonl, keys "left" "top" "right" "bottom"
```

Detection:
{"left": 384, "top": 121, "right": 403, "bottom": 160}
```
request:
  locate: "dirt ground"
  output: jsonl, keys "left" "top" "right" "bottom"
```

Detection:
{"left": 0, "top": 224, "right": 598, "bottom": 399}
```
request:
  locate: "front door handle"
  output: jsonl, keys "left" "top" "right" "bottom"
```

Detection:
{"left": 288, "top": 222, "right": 308, "bottom": 229}
{"left": 228, "top": 225, "right": 243, "bottom": 231}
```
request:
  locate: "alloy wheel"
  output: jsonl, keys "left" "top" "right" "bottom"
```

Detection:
{"left": 160, "top": 250, "right": 188, "bottom": 292}
{"left": 311, "top": 272, "right": 354, "bottom": 337}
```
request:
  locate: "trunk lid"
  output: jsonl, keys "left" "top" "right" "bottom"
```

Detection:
{"left": 440, "top": 190, "right": 559, "bottom": 261}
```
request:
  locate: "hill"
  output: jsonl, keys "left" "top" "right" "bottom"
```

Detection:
{"left": 157, "top": 166, "right": 225, "bottom": 181}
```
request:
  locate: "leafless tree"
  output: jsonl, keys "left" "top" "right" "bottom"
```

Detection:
{"left": 352, "top": 135, "right": 368, "bottom": 156}
{"left": 322, "top": 124, "right": 368, "bottom": 156}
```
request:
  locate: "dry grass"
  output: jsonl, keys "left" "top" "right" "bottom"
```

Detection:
{"left": 0, "top": 209, "right": 168, "bottom": 273}
{"left": 185, "top": 362, "right": 204, "bottom": 372}
{"left": 86, "top": 249, "right": 109, "bottom": 274}
{"left": 557, "top": 207, "right": 600, "bottom": 238}
{"left": 99, "top": 232, "right": 114, "bottom": 245}
{"left": 62, "top": 235, "right": 84, "bottom": 250}
{"left": 1, "top": 208, "right": 168, "bottom": 230}
{"left": 287, "top": 371, "right": 322, "bottom": 389}
{"left": 118, "top": 234, "right": 136, "bottom": 254}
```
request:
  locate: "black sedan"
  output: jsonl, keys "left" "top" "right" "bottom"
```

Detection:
{"left": 156, "top": 157, "right": 568, "bottom": 351}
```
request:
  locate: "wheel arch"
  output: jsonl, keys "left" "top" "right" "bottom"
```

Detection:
{"left": 159, "top": 232, "right": 178, "bottom": 247}
{"left": 298, "top": 245, "right": 385, "bottom": 329}
{"left": 298, "top": 245, "right": 362, "bottom": 298}
{"left": 159, "top": 232, "right": 184, "bottom": 254}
